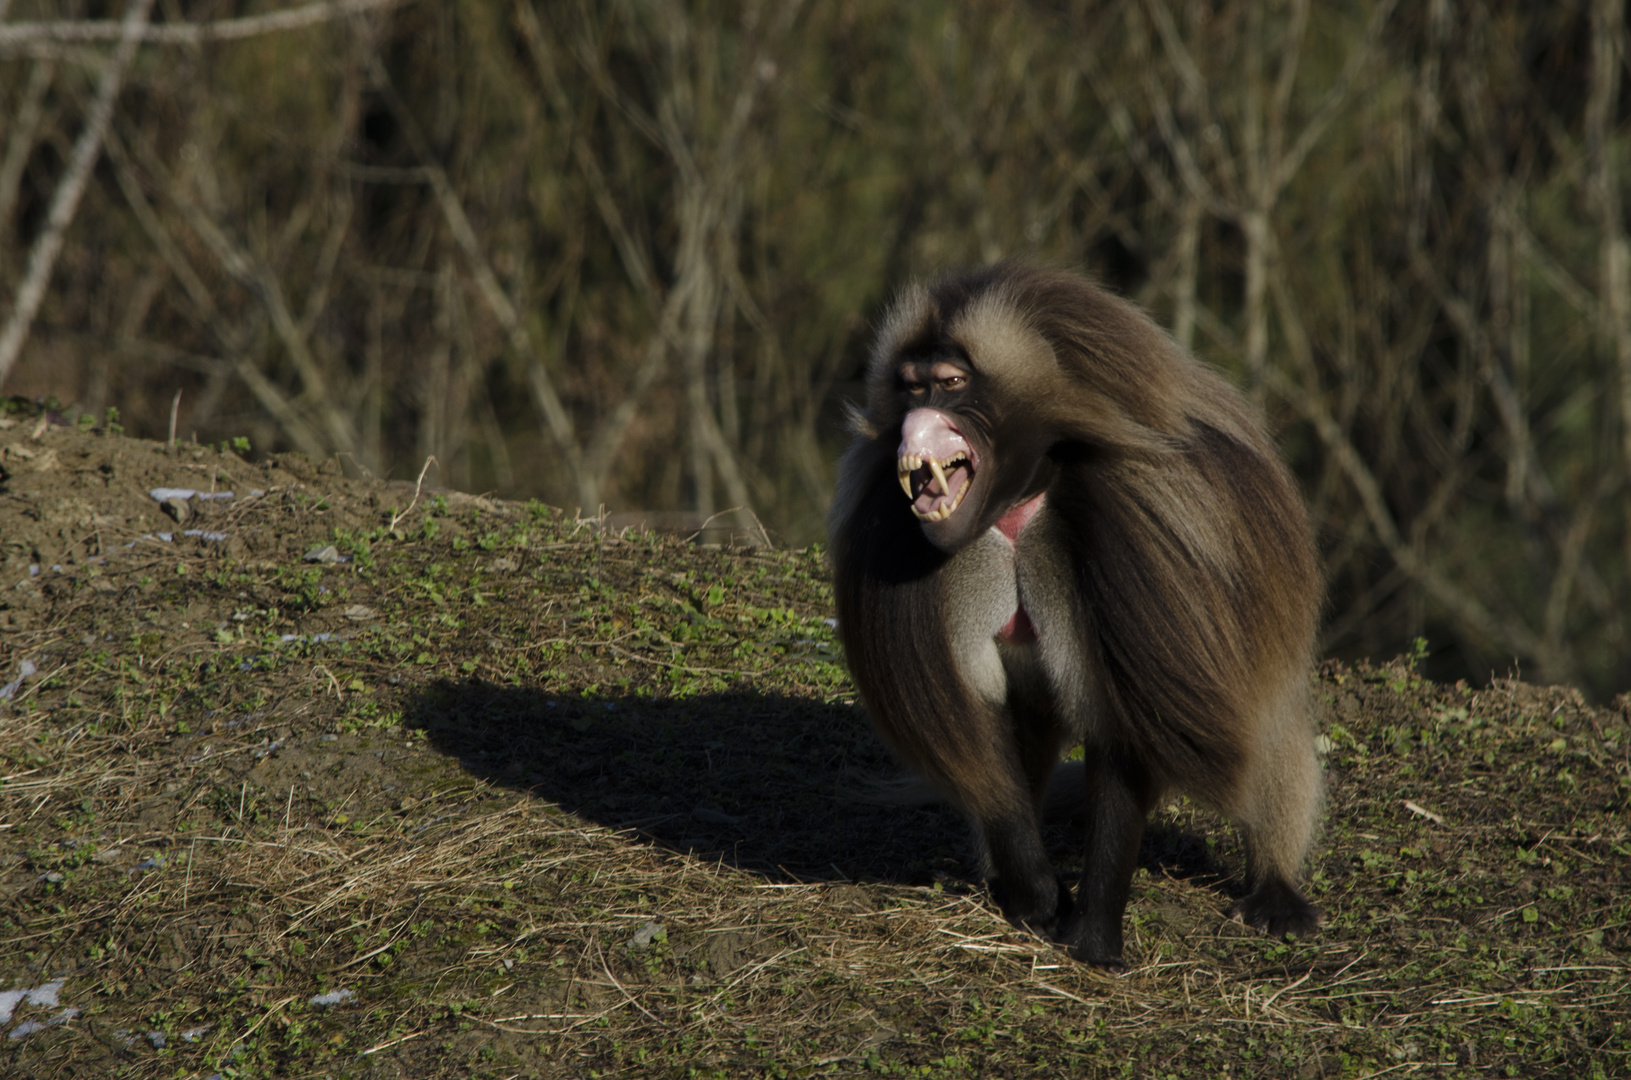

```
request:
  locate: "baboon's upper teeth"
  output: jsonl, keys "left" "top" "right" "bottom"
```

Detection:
{"left": 928, "top": 458, "right": 950, "bottom": 496}
{"left": 898, "top": 441, "right": 974, "bottom": 521}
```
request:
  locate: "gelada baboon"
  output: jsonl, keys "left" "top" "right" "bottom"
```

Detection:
{"left": 829, "top": 264, "right": 1323, "bottom": 969}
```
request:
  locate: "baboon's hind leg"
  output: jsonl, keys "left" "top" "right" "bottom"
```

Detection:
{"left": 1228, "top": 701, "right": 1322, "bottom": 936}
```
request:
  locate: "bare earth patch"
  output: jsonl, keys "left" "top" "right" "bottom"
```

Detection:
{"left": 1, "top": 408, "right": 1628, "bottom": 1078}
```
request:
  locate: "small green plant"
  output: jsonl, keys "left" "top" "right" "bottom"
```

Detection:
{"left": 1389, "top": 636, "right": 1431, "bottom": 692}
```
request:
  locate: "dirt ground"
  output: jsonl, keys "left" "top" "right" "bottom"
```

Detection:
{"left": 1, "top": 405, "right": 1629, "bottom": 1079}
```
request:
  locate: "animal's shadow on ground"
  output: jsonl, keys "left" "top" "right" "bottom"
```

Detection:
{"left": 403, "top": 679, "right": 1242, "bottom": 899}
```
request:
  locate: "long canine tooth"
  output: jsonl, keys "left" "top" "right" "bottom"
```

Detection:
{"left": 898, "top": 469, "right": 914, "bottom": 499}
{"left": 928, "top": 458, "right": 950, "bottom": 496}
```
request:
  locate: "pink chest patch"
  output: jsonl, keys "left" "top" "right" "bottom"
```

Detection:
{"left": 998, "top": 607, "right": 1036, "bottom": 644}
{"left": 993, "top": 492, "right": 1045, "bottom": 644}
{"left": 994, "top": 492, "right": 1046, "bottom": 545}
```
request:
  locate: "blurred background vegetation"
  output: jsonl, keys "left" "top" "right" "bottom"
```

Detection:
{"left": 1, "top": 0, "right": 1628, "bottom": 699}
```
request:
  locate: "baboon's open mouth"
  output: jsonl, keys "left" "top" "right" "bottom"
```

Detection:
{"left": 896, "top": 407, "right": 976, "bottom": 522}
{"left": 898, "top": 451, "right": 974, "bottom": 521}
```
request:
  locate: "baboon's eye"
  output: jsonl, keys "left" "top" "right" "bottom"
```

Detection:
{"left": 940, "top": 375, "right": 967, "bottom": 391}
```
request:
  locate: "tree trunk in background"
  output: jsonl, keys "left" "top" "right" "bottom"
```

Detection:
{"left": 1588, "top": 0, "right": 1631, "bottom": 593}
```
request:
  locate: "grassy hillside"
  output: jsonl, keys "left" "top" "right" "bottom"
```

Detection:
{"left": 1, "top": 414, "right": 1627, "bottom": 1078}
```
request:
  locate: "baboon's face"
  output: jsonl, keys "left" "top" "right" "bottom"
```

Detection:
{"left": 888, "top": 350, "right": 1056, "bottom": 553}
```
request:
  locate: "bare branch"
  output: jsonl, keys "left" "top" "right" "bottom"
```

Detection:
{"left": 365, "top": 49, "right": 594, "bottom": 509}
{"left": 0, "top": 0, "right": 408, "bottom": 52}
{"left": 163, "top": 174, "right": 359, "bottom": 452}
{"left": 0, "top": 0, "right": 154, "bottom": 389}
{"left": 1270, "top": 0, "right": 1399, "bottom": 196}
{"left": 513, "top": 0, "right": 659, "bottom": 305}
{"left": 1269, "top": 368, "right": 1547, "bottom": 663}
{"left": 1586, "top": 0, "right": 1631, "bottom": 583}
{"left": 1141, "top": 0, "right": 1239, "bottom": 207}
{"left": 1267, "top": 0, "right": 1311, "bottom": 167}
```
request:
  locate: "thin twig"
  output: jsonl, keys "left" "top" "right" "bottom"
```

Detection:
{"left": 691, "top": 506, "right": 771, "bottom": 549}
{"left": 597, "top": 946, "right": 667, "bottom": 1027}
{"left": 388, "top": 456, "right": 439, "bottom": 532}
